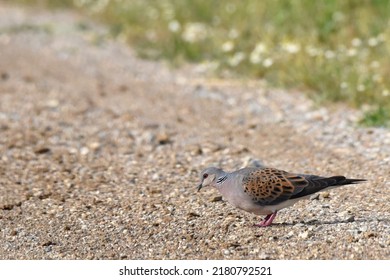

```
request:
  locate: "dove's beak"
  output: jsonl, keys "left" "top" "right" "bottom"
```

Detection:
{"left": 197, "top": 183, "right": 203, "bottom": 192}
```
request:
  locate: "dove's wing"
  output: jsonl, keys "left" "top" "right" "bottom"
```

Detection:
{"left": 240, "top": 168, "right": 307, "bottom": 205}
{"left": 240, "top": 167, "right": 362, "bottom": 206}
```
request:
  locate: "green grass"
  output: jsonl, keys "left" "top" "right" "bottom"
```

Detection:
{"left": 7, "top": 0, "right": 390, "bottom": 127}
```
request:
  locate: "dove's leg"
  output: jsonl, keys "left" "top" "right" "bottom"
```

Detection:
{"left": 254, "top": 211, "right": 277, "bottom": 227}
{"left": 254, "top": 214, "right": 272, "bottom": 227}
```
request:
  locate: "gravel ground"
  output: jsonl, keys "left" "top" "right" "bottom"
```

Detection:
{"left": 0, "top": 3, "right": 389, "bottom": 260}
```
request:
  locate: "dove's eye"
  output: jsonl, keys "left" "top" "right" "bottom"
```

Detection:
{"left": 203, "top": 173, "right": 208, "bottom": 179}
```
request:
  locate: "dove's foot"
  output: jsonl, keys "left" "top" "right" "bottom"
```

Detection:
{"left": 254, "top": 212, "right": 277, "bottom": 227}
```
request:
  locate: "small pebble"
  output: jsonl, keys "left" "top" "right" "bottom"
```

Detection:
{"left": 88, "top": 142, "right": 100, "bottom": 150}
{"left": 46, "top": 99, "right": 59, "bottom": 108}
{"left": 156, "top": 132, "right": 171, "bottom": 145}
{"left": 298, "top": 231, "right": 310, "bottom": 239}
{"left": 211, "top": 196, "right": 223, "bottom": 202}
{"left": 80, "top": 147, "right": 89, "bottom": 155}
{"left": 320, "top": 192, "right": 330, "bottom": 199}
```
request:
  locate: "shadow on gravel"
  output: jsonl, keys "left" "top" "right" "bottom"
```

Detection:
{"left": 270, "top": 217, "right": 388, "bottom": 227}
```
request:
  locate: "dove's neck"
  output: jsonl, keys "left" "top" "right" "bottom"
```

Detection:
{"left": 214, "top": 172, "right": 235, "bottom": 194}
{"left": 214, "top": 172, "right": 255, "bottom": 212}
{"left": 214, "top": 172, "right": 229, "bottom": 185}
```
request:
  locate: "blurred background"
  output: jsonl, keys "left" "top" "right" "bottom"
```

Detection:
{"left": 5, "top": 0, "right": 390, "bottom": 127}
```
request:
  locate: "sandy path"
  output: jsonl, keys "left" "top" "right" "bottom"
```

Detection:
{"left": 0, "top": 3, "right": 389, "bottom": 259}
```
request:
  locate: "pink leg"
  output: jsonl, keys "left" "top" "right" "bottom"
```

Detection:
{"left": 254, "top": 214, "right": 272, "bottom": 227}
{"left": 254, "top": 211, "right": 278, "bottom": 227}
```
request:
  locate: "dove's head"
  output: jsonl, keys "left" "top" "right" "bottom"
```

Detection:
{"left": 197, "top": 167, "right": 225, "bottom": 191}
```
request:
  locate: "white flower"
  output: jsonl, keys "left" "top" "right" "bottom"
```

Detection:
{"left": 262, "top": 58, "right": 273, "bottom": 68}
{"left": 228, "top": 29, "right": 239, "bottom": 39}
{"left": 338, "top": 44, "right": 347, "bottom": 52}
{"left": 228, "top": 52, "right": 246, "bottom": 67}
{"left": 368, "top": 37, "right": 379, "bottom": 47}
{"left": 324, "top": 50, "right": 335, "bottom": 59}
{"left": 357, "top": 84, "right": 366, "bottom": 92}
{"left": 333, "top": 11, "right": 345, "bottom": 22}
{"left": 161, "top": 1, "right": 174, "bottom": 20}
{"left": 382, "top": 89, "right": 389, "bottom": 97}
{"left": 253, "top": 43, "right": 267, "bottom": 54}
{"left": 370, "top": 61, "right": 380, "bottom": 68}
{"left": 249, "top": 43, "right": 267, "bottom": 64}
{"left": 282, "top": 42, "right": 301, "bottom": 54}
{"left": 340, "top": 82, "right": 348, "bottom": 89}
{"left": 305, "top": 46, "right": 321, "bottom": 57}
{"left": 377, "top": 33, "right": 386, "bottom": 42}
{"left": 373, "top": 74, "right": 382, "bottom": 83}
{"left": 249, "top": 52, "right": 262, "bottom": 64}
{"left": 168, "top": 20, "right": 181, "bottom": 33}
{"left": 195, "top": 60, "right": 219, "bottom": 73}
{"left": 351, "top": 38, "right": 362, "bottom": 47}
{"left": 221, "top": 41, "right": 234, "bottom": 52}
{"left": 182, "top": 23, "right": 208, "bottom": 43}
{"left": 347, "top": 48, "right": 357, "bottom": 57}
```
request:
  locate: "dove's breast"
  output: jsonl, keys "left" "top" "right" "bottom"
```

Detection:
{"left": 216, "top": 174, "right": 306, "bottom": 216}
{"left": 216, "top": 176, "right": 273, "bottom": 215}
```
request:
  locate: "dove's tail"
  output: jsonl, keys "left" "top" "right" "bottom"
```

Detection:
{"left": 307, "top": 175, "right": 367, "bottom": 188}
{"left": 290, "top": 175, "right": 366, "bottom": 200}
{"left": 336, "top": 177, "right": 367, "bottom": 185}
